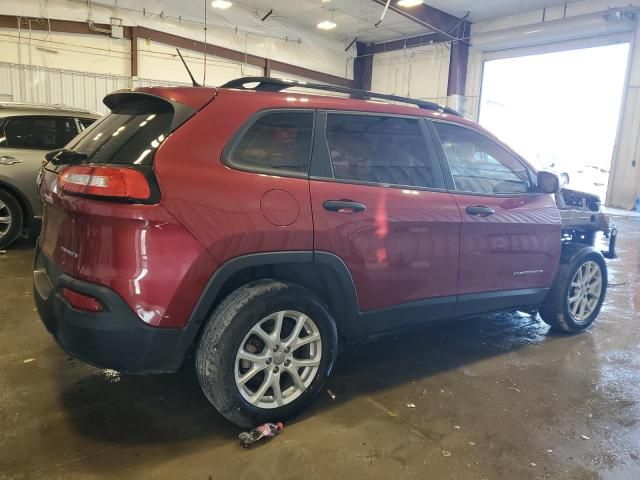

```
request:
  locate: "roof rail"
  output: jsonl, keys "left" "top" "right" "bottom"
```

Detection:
{"left": 220, "top": 77, "right": 461, "bottom": 116}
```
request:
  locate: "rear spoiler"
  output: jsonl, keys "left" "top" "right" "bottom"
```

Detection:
{"left": 103, "top": 91, "right": 200, "bottom": 133}
{"left": 105, "top": 87, "right": 217, "bottom": 129}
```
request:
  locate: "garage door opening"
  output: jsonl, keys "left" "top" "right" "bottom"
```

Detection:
{"left": 478, "top": 43, "right": 630, "bottom": 201}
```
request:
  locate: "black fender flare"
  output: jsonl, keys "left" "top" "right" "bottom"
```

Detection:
{"left": 186, "top": 251, "right": 362, "bottom": 339}
{"left": 560, "top": 243, "right": 605, "bottom": 265}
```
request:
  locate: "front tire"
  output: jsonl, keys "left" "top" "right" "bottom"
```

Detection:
{"left": 195, "top": 280, "right": 338, "bottom": 427}
{"left": 0, "top": 189, "right": 23, "bottom": 249}
{"left": 540, "top": 246, "right": 607, "bottom": 333}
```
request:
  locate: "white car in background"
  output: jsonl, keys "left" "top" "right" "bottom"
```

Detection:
{"left": 538, "top": 156, "right": 610, "bottom": 201}
{"left": 0, "top": 103, "right": 100, "bottom": 248}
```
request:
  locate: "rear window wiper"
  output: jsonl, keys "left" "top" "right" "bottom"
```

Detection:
{"left": 45, "top": 148, "right": 88, "bottom": 165}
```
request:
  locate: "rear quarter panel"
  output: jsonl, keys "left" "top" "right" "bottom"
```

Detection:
{"left": 154, "top": 90, "right": 314, "bottom": 264}
{"left": 38, "top": 169, "right": 217, "bottom": 328}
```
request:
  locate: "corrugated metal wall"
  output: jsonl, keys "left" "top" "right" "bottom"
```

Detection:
{"left": 0, "top": 62, "right": 188, "bottom": 113}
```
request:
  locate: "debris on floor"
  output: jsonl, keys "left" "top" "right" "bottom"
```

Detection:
{"left": 530, "top": 462, "right": 537, "bottom": 467}
{"left": 0, "top": 250, "right": 6, "bottom": 255}
{"left": 406, "top": 403, "right": 416, "bottom": 408}
{"left": 580, "top": 435, "right": 591, "bottom": 440}
{"left": 442, "top": 450, "right": 452, "bottom": 457}
{"left": 239, "top": 422, "right": 284, "bottom": 448}
{"left": 508, "top": 386, "right": 521, "bottom": 393}
{"left": 327, "top": 389, "right": 336, "bottom": 400}
{"left": 23, "top": 358, "right": 35, "bottom": 364}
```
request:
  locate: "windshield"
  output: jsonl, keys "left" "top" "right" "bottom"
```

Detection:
{"left": 67, "top": 98, "right": 173, "bottom": 165}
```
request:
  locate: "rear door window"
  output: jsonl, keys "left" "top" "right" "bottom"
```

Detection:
{"left": 67, "top": 98, "right": 173, "bottom": 165}
{"left": 325, "top": 113, "right": 443, "bottom": 189}
{"left": 0, "top": 116, "right": 77, "bottom": 150}
{"left": 227, "top": 111, "right": 314, "bottom": 175}
{"left": 433, "top": 122, "right": 531, "bottom": 195}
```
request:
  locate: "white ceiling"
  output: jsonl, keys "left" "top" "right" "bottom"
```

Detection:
{"left": 119, "top": 0, "right": 584, "bottom": 45}
{"left": 236, "top": 0, "right": 431, "bottom": 44}
{"left": 425, "top": 0, "right": 577, "bottom": 22}
{"left": 233, "top": 0, "right": 581, "bottom": 43}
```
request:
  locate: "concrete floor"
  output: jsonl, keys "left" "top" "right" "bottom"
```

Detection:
{"left": 1, "top": 216, "right": 639, "bottom": 480}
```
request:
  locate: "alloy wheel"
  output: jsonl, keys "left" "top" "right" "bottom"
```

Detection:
{"left": 0, "top": 199, "right": 12, "bottom": 238}
{"left": 568, "top": 260, "right": 603, "bottom": 322}
{"left": 234, "top": 310, "right": 322, "bottom": 409}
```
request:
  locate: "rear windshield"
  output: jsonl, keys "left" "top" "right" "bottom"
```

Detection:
{"left": 68, "top": 98, "right": 173, "bottom": 165}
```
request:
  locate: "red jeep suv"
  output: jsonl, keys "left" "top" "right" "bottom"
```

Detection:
{"left": 34, "top": 78, "right": 611, "bottom": 427}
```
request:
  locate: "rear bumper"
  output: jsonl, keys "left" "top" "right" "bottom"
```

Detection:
{"left": 33, "top": 248, "right": 201, "bottom": 374}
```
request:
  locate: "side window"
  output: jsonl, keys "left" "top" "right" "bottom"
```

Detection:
{"left": 325, "top": 114, "right": 442, "bottom": 189}
{"left": 77, "top": 118, "right": 96, "bottom": 131}
{"left": 229, "top": 111, "right": 314, "bottom": 174}
{"left": 0, "top": 116, "right": 78, "bottom": 150}
{"left": 434, "top": 122, "right": 531, "bottom": 195}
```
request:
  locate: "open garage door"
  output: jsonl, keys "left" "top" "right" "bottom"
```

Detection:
{"left": 478, "top": 42, "right": 630, "bottom": 201}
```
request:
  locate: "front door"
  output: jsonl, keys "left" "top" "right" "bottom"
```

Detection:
{"left": 310, "top": 112, "right": 462, "bottom": 334}
{"left": 432, "top": 121, "right": 562, "bottom": 316}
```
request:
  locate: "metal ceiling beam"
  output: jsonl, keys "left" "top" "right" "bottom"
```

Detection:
{"left": 361, "top": 3, "right": 471, "bottom": 99}
{"left": 0, "top": 15, "right": 131, "bottom": 37}
{"left": 369, "top": 0, "right": 463, "bottom": 37}
{"left": 363, "top": 32, "right": 444, "bottom": 55}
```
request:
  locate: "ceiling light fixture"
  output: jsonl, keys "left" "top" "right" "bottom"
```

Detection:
{"left": 318, "top": 8, "right": 337, "bottom": 30}
{"left": 397, "top": 0, "right": 423, "bottom": 7}
{"left": 317, "top": 20, "right": 337, "bottom": 30}
{"left": 211, "top": 0, "right": 232, "bottom": 9}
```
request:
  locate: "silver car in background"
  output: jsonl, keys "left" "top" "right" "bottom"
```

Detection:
{"left": 0, "top": 103, "right": 100, "bottom": 248}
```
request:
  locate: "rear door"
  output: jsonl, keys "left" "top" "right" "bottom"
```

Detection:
{"left": 431, "top": 121, "right": 561, "bottom": 316}
{"left": 309, "top": 111, "right": 461, "bottom": 334}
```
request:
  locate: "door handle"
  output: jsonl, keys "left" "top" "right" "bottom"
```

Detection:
{"left": 466, "top": 206, "right": 496, "bottom": 217}
{"left": 0, "top": 155, "right": 21, "bottom": 165}
{"left": 323, "top": 200, "right": 367, "bottom": 213}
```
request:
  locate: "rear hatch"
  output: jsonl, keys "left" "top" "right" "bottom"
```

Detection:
{"left": 38, "top": 87, "right": 216, "bottom": 280}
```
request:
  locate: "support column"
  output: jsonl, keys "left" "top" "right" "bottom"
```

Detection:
{"left": 264, "top": 58, "right": 272, "bottom": 77}
{"left": 446, "top": 22, "right": 471, "bottom": 112}
{"left": 354, "top": 42, "right": 373, "bottom": 91}
{"left": 130, "top": 26, "right": 138, "bottom": 86}
{"left": 607, "top": 23, "right": 640, "bottom": 209}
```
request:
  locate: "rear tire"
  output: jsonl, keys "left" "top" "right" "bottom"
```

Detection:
{"left": 195, "top": 279, "right": 338, "bottom": 427}
{"left": 540, "top": 246, "right": 607, "bottom": 333}
{"left": 0, "top": 189, "right": 23, "bottom": 249}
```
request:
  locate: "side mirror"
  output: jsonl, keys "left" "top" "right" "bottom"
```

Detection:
{"left": 537, "top": 171, "right": 560, "bottom": 194}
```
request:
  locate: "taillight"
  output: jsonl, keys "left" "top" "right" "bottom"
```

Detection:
{"left": 61, "top": 287, "right": 104, "bottom": 312}
{"left": 58, "top": 165, "right": 151, "bottom": 201}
